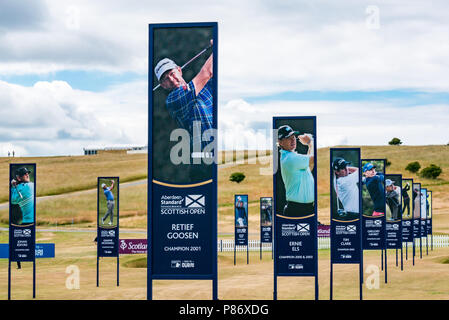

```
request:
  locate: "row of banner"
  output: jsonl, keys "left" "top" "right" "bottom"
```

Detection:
{"left": 6, "top": 22, "right": 435, "bottom": 301}
{"left": 146, "top": 22, "right": 436, "bottom": 300}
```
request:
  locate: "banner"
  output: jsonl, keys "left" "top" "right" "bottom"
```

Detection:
{"left": 385, "top": 174, "right": 402, "bottom": 249}
{"left": 148, "top": 23, "right": 218, "bottom": 282}
{"left": 235, "top": 195, "right": 249, "bottom": 246}
{"left": 412, "top": 183, "right": 421, "bottom": 239}
{"left": 330, "top": 148, "right": 362, "bottom": 263}
{"left": 97, "top": 177, "right": 119, "bottom": 257}
{"left": 9, "top": 164, "right": 36, "bottom": 262}
{"left": 401, "top": 178, "right": 414, "bottom": 243}
{"left": 260, "top": 197, "right": 273, "bottom": 243}
{"left": 420, "top": 188, "right": 427, "bottom": 238}
{"left": 361, "top": 159, "right": 386, "bottom": 250}
{"left": 273, "top": 116, "right": 317, "bottom": 276}
{"left": 427, "top": 191, "right": 432, "bottom": 235}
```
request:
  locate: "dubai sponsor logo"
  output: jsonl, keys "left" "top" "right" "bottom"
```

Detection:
{"left": 185, "top": 195, "right": 205, "bottom": 208}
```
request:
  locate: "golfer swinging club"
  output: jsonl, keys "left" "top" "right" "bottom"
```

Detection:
{"left": 154, "top": 40, "right": 213, "bottom": 152}
{"left": 385, "top": 179, "right": 401, "bottom": 220}
{"left": 101, "top": 180, "right": 115, "bottom": 226}
{"left": 332, "top": 157, "right": 360, "bottom": 219}
{"left": 362, "top": 163, "right": 385, "bottom": 217}
{"left": 235, "top": 196, "right": 247, "bottom": 227}
{"left": 277, "top": 125, "right": 315, "bottom": 217}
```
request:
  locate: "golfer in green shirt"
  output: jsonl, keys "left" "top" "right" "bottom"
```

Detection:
{"left": 277, "top": 125, "right": 315, "bottom": 217}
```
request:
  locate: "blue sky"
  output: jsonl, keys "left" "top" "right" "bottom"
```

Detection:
{"left": 1, "top": 0, "right": 448, "bottom": 156}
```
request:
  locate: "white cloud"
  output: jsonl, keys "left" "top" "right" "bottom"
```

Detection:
{"left": 0, "top": 80, "right": 141, "bottom": 156}
{"left": 0, "top": 0, "right": 448, "bottom": 94}
{"left": 219, "top": 99, "right": 449, "bottom": 150}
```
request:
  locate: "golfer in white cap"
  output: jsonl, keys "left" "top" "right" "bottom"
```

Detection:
{"left": 154, "top": 40, "right": 213, "bottom": 151}
{"left": 101, "top": 180, "right": 115, "bottom": 225}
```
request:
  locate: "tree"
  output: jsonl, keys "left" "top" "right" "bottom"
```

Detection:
{"left": 405, "top": 161, "right": 421, "bottom": 173}
{"left": 229, "top": 172, "right": 245, "bottom": 183}
{"left": 388, "top": 138, "right": 402, "bottom": 145}
{"left": 420, "top": 164, "right": 442, "bottom": 179}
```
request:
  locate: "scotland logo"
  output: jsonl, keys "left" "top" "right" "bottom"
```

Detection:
{"left": 185, "top": 195, "right": 205, "bottom": 208}
{"left": 120, "top": 240, "right": 127, "bottom": 250}
{"left": 23, "top": 229, "right": 31, "bottom": 236}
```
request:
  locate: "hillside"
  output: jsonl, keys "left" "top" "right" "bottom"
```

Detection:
{"left": 0, "top": 145, "right": 447, "bottom": 232}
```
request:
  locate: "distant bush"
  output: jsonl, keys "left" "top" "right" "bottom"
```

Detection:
{"left": 385, "top": 159, "right": 392, "bottom": 167}
{"left": 388, "top": 138, "right": 402, "bottom": 145}
{"left": 230, "top": 172, "right": 245, "bottom": 183}
{"left": 420, "top": 164, "right": 442, "bottom": 179}
{"left": 405, "top": 161, "right": 421, "bottom": 173}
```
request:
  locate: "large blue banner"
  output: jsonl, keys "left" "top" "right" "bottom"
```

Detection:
{"left": 97, "top": 177, "right": 119, "bottom": 257}
{"left": 330, "top": 148, "right": 362, "bottom": 263}
{"left": 385, "top": 174, "right": 402, "bottom": 249}
{"left": 148, "top": 22, "right": 217, "bottom": 296}
{"left": 412, "top": 183, "right": 421, "bottom": 239}
{"left": 401, "top": 178, "right": 414, "bottom": 243}
{"left": 273, "top": 117, "right": 317, "bottom": 278}
{"left": 361, "top": 159, "right": 386, "bottom": 250}
{"left": 9, "top": 163, "right": 36, "bottom": 262}
{"left": 260, "top": 197, "right": 273, "bottom": 243}
{"left": 235, "top": 195, "right": 248, "bottom": 246}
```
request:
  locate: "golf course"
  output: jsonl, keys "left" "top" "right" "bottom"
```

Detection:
{"left": 0, "top": 145, "right": 448, "bottom": 300}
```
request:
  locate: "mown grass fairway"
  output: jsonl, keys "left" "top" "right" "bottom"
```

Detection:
{"left": 0, "top": 145, "right": 448, "bottom": 299}
{"left": 0, "top": 230, "right": 448, "bottom": 300}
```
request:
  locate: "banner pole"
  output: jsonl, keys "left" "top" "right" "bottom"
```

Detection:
{"left": 381, "top": 249, "right": 383, "bottom": 271}
{"left": 406, "top": 242, "right": 408, "bottom": 260}
{"left": 329, "top": 261, "right": 334, "bottom": 301}
{"left": 260, "top": 241, "right": 262, "bottom": 260}
{"left": 385, "top": 249, "right": 388, "bottom": 283}
{"left": 396, "top": 249, "right": 398, "bottom": 267}
{"left": 247, "top": 243, "right": 249, "bottom": 265}
{"left": 33, "top": 260, "right": 36, "bottom": 298}
{"left": 8, "top": 260, "right": 11, "bottom": 300}
{"left": 234, "top": 243, "right": 236, "bottom": 266}
{"left": 96, "top": 257, "right": 99, "bottom": 287}
{"left": 420, "top": 236, "right": 422, "bottom": 259}
{"left": 117, "top": 257, "right": 119, "bottom": 287}
{"left": 401, "top": 245, "right": 403, "bottom": 271}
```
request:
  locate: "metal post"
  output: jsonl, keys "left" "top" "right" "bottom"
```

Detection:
{"left": 8, "top": 260, "right": 11, "bottom": 300}
{"left": 330, "top": 263, "right": 333, "bottom": 301}
{"left": 33, "top": 261, "right": 36, "bottom": 298}
{"left": 96, "top": 257, "right": 99, "bottom": 287}
{"left": 117, "top": 257, "right": 119, "bottom": 287}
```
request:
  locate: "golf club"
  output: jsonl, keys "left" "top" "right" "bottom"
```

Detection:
{"left": 153, "top": 43, "right": 213, "bottom": 92}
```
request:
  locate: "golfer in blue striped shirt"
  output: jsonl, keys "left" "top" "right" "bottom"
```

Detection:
{"left": 154, "top": 42, "right": 213, "bottom": 152}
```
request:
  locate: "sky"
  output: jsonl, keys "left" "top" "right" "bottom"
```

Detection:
{"left": 1, "top": 0, "right": 449, "bottom": 156}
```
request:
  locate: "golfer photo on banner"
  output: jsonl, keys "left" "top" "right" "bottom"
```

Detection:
{"left": 330, "top": 148, "right": 362, "bottom": 264}
{"left": 260, "top": 197, "right": 273, "bottom": 243}
{"left": 235, "top": 195, "right": 248, "bottom": 246}
{"left": 273, "top": 116, "right": 317, "bottom": 277}
{"left": 385, "top": 174, "right": 402, "bottom": 249}
{"left": 361, "top": 159, "right": 386, "bottom": 250}
{"left": 401, "top": 178, "right": 414, "bottom": 243}
{"left": 412, "top": 183, "right": 421, "bottom": 238}
{"left": 9, "top": 164, "right": 36, "bottom": 262}
{"left": 97, "top": 177, "right": 119, "bottom": 257}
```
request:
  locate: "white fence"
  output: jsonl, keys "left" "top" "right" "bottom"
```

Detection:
{"left": 217, "top": 235, "right": 449, "bottom": 252}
